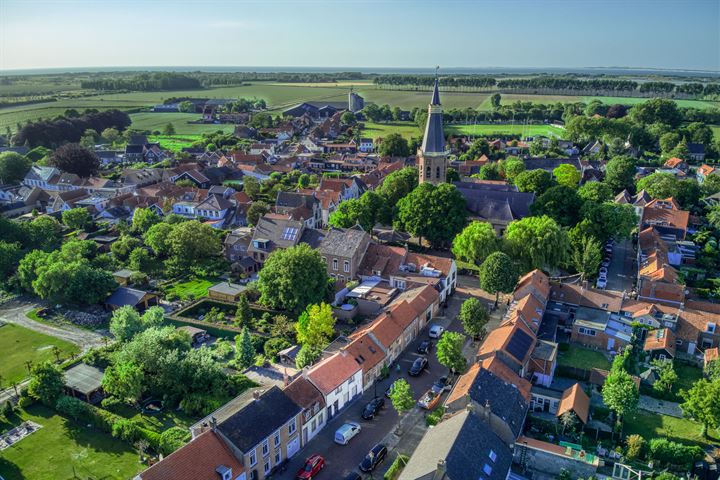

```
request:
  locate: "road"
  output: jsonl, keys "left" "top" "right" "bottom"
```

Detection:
{"left": 605, "top": 238, "right": 635, "bottom": 293}
{"left": 272, "top": 295, "right": 465, "bottom": 480}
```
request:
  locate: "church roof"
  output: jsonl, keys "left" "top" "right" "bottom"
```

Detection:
{"left": 421, "top": 77, "right": 445, "bottom": 154}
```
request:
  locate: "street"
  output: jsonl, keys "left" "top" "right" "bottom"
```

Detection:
{"left": 272, "top": 294, "right": 466, "bottom": 480}
{"left": 605, "top": 239, "right": 635, "bottom": 293}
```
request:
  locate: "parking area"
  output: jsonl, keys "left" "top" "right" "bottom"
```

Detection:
{"left": 604, "top": 238, "right": 635, "bottom": 293}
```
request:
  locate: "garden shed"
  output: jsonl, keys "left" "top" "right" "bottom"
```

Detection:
{"left": 63, "top": 363, "right": 105, "bottom": 404}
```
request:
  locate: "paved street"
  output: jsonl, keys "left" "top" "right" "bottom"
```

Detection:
{"left": 272, "top": 295, "right": 465, "bottom": 480}
{"left": 605, "top": 239, "right": 635, "bottom": 293}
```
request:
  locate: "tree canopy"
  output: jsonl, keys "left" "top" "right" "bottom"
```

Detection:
{"left": 451, "top": 221, "right": 500, "bottom": 266}
{"left": 395, "top": 182, "right": 467, "bottom": 248}
{"left": 0, "top": 151, "right": 31, "bottom": 184}
{"left": 479, "top": 252, "right": 518, "bottom": 304}
{"left": 49, "top": 143, "right": 100, "bottom": 177}
{"left": 505, "top": 215, "right": 570, "bottom": 272}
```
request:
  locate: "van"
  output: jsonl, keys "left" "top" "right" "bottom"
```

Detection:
{"left": 334, "top": 422, "right": 361, "bottom": 445}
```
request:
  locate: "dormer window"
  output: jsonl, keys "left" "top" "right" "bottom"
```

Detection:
{"left": 708, "top": 323, "right": 716, "bottom": 334}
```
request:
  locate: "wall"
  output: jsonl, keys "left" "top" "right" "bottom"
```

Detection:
{"left": 514, "top": 445, "right": 597, "bottom": 479}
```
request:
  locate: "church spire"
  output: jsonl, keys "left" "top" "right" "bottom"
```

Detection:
{"left": 421, "top": 66, "right": 445, "bottom": 154}
{"left": 431, "top": 66, "right": 441, "bottom": 105}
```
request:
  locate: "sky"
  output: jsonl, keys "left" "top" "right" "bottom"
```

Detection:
{"left": 1, "top": 0, "right": 718, "bottom": 72}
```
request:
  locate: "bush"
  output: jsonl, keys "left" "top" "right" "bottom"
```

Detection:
{"left": 384, "top": 454, "right": 410, "bottom": 480}
{"left": 264, "top": 337, "right": 291, "bottom": 360}
{"left": 17, "top": 395, "right": 34, "bottom": 408}
{"left": 100, "top": 396, "right": 124, "bottom": 411}
{"left": 426, "top": 406, "right": 445, "bottom": 427}
{"left": 649, "top": 438, "right": 704, "bottom": 469}
{"left": 55, "top": 395, "right": 90, "bottom": 421}
{"left": 625, "top": 434, "right": 646, "bottom": 460}
{"left": 1, "top": 401, "right": 15, "bottom": 419}
{"left": 112, "top": 418, "right": 143, "bottom": 443}
{"left": 159, "top": 426, "right": 190, "bottom": 455}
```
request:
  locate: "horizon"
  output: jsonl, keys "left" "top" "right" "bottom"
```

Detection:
{"left": 1, "top": 0, "right": 718, "bottom": 72}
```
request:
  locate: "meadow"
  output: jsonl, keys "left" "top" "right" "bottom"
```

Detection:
{"left": 446, "top": 123, "right": 565, "bottom": 138}
{"left": 130, "top": 112, "right": 234, "bottom": 135}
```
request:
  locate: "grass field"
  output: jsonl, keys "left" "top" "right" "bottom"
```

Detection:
{"left": 624, "top": 410, "right": 719, "bottom": 447}
{"left": 361, "top": 121, "right": 422, "bottom": 140}
{"left": 147, "top": 134, "right": 203, "bottom": 152}
{"left": 130, "top": 112, "right": 234, "bottom": 135}
{"left": 711, "top": 125, "right": 720, "bottom": 139}
{"left": 164, "top": 277, "right": 219, "bottom": 300}
{"left": 557, "top": 344, "right": 611, "bottom": 370}
{"left": 0, "top": 322, "right": 79, "bottom": 383}
{"left": 0, "top": 405, "right": 142, "bottom": 480}
{"left": 446, "top": 123, "right": 566, "bottom": 138}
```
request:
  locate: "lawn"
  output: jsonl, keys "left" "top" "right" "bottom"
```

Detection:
{"left": 624, "top": 410, "right": 720, "bottom": 447}
{"left": 0, "top": 405, "right": 142, "bottom": 480}
{"left": 110, "top": 403, "right": 196, "bottom": 435}
{"left": 0, "top": 323, "right": 79, "bottom": 383}
{"left": 446, "top": 123, "right": 566, "bottom": 138}
{"left": 711, "top": 125, "right": 720, "bottom": 140}
{"left": 673, "top": 362, "right": 704, "bottom": 397}
{"left": 360, "top": 121, "right": 422, "bottom": 140}
{"left": 557, "top": 344, "right": 611, "bottom": 370}
{"left": 147, "top": 134, "right": 203, "bottom": 152}
{"left": 130, "top": 112, "right": 234, "bottom": 135}
{"left": 164, "top": 277, "right": 218, "bottom": 300}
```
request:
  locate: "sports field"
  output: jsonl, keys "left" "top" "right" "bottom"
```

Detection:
{"left": 446, "top": 123, "right": 565, "bottom": 138}
{"left": 130, "top": 112, "right": 234, "bottom": 135}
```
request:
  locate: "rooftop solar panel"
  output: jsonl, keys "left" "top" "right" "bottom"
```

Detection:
{"left": 506, "top": 328, "right": 533, "bottom": 362}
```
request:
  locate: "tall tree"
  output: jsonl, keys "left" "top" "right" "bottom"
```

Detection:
{"left": 459, "top": 298, "right": 489, "bottom": 339}
{"left": 62, "top": 207, "right": 93, "bottom": 231}
{"left": 377, "top": 167, "right": 418, "bottom": 208}
{"left": 505, "top": 215, "right": 570, "bottom": 272}
{"left": 578, "top": 182, "right": 613, "bottom": 203}
{"left": 0, "top": 151, "right": 31, "bottom": 184}
{"left": 680, "top": 378, "right": 720, "bottom": 436}
{"left": 236, "top": 328, "right": 256, "bottom": 369}
{"left": 378, "top": 133, "right": 410, "bottom": 157}
{"left": 570, "top": 235, "right": 602, "bottom": 281}
{"left": 295, "top": 303, "right": 336, "bottom": 350}
{"left": 531, "top": 185, "right": 583, "bottom": 227}
{"left": 234, "top": 294, "right": 252, "bottom": 327}
{"left": 132, "top": 207, "right": 161, "bottom": 233}
{"left": 479, "top": 252, "right": 518, "bottom": 306}
{"left": 451, "top": 221, "right": 500, "bottom": 266}
{"left": 102, "top": 361, "right": 144, "bottom": 403}
{"left": 395, "top": 182, "right": 466, "bottom": 248}
{"left": 49, "top": 143, "right": 100, "bottom": 177}
{"left": 246, "top": 201, "right": 269, "bottom": 227}
{"left": 514, "top": 169, "right": 553, "bottom": 195}
{"left": 602, "top": 368, "right": 639, "bottom": 422}
{"left": 27, "top": 362, "right": 64, "bottom": 406}
{"left": 389, "top": 378, "right": 415, "bottom": 415}
{"left": 436, "top": 331, "right": 466, "bottom": 374}
{"left": 651, "top": 359, "right": 678, "bottom": 396}
{"left": 604, "top": 156, "right": 636, "bottom": 193}
{"left": 166, "top": 220, "right": 222, "bottom": 272}
{"left": 553, "top": 164, "right": 581, "bottom": 189}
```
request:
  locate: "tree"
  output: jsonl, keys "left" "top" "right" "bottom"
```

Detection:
{"left": 27, "top": 362, "right": 64, "bottom": 406}
{"left": 531, "top": 185, "right": 583, "bottom": 227}
{"left": 101, "top": 127, "right": 120, "bottom": 144}
{"left": 625, "top": 434, "right": 646, "bottom": 461}
{"left": 329, "top": 191, "right": 386, "bottom": 232}
{"left": 143, "top": 222, "right": 174, "bottom": 256}
{"left": 502, "top": 157, "right": 525, "bottom": 183}
{"left": 246, "top": 201, "right": 269, "bottom": 227}
{"left": 102, "top": 361, "right": 144, "bottom": 403}
{"left": 604, "top": 156, "right": 636, "bottom": 193}
{"left": 295, "top": 303, "right": 335, "bottom": 350}
{"left": 109, "top": 305, "right": 162, "bottom": 342}
{"left": 0, "top": 241, "right": 22, "bottom": 278}
{"left": 257, "top": 244, "right": 329, "bottom": 313}
{"left": 395, "top": 182, "right": 467, "bottom": 248}
{"left": 602, "top": 368, "right": 639, "bottom": 420}
{"left": 631, "top": 98, "right": 682, "bottom": 127}
{"left": 490, "top": 93, "right": 501, "bottom": 109}
{"left": 553, "top": 164, "right": 581, "bottom": 188}
{"left": 451, "top": 221, "right": 500, "bottom": 266}
{"left": 243, "top": 176, "right": 260, "bottom": 199}
{"left": 340, "top": 111, "right": 356, "bottom": 126}
{"left": 514, "top": 169, "right": 552, "bottom": 195}
{"left": 234, "top": 294, "right": 252, "bottom": 327}
{"left": 163, "top": 123, "right": 176, "bottom": 135}
{"left": 0, "top": 151, "right": 31, "bottom": 184}
{"left": 49, "top": 143, "right": 100, "bottom": 177}
{"left": 132, "top": 207, "right": 160, "bottom": 233}
{"left": 62, "top": 207, "right": 92, "bottom": 231}
{"left": 579, "top": 203, "right": 637, "bottom": 243}
{"left": 478, "top": 163, "right": 501, "bottom": 180}
{"left": 33, "top": 260, "right": 116, "bottom": 305}
{"left": 652, "top": 359, "right": 678, "bottom": 396}
{"left": 377, "top": 167, "right": 418, "bottom": 207}
{"left": 236, "top": 328, "right": 256, "bottom": 369}
{"left": 436, "top": 331, "right": 466, "bottom": 374}
{"left": 295, "top": 344, "right": 322, "bottom": 369}
{"left": 559, "top": 411, "right": 579, "bottom": 434}
{"left": 111, "top": 235, "right": 142, "bottom": 262}
{"left": 505, "top": 216, "right": 570, "bottom": 272}
{"left": 388, "top": 378, "right": 415, "bottom": 414}
{"left": 479, "top": 252, "right": 518, "bottom": 306}
{"left": 378, "top": 133, "right": 410, "bottom": 157}
{"left": 166, "top": 220, "right": 222, "bottom": 272}
{"left": 459, "top": 298, "right": 489, "bottom": 339}
{"left": 680, "top": 378, "right": 720, "bottom": 435}
{"left": 570, "top": 235, "right": 602, "bottom": 281}
{"left": 578, "top": 182, "right": 613, "bottom": 203}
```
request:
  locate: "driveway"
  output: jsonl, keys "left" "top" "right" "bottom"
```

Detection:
{"left": 605, "top": 239, "right": 635, "bottom": 293}
{"left": 272, "top": 295, "right": 464, "bottom": 480}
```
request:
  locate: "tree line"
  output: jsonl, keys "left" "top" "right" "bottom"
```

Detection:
{"left": 80, "top": 72, "right": 202, "bottom": 91}
{"left": 13, "top": 109, "right": 131, "bottom": 148}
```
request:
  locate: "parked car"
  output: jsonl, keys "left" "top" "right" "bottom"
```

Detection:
{"left": 385, "top": 380, "right": 399, "bottom": 398}
{"left": 428, "top": 324, "right": 444, "bottom": 338}
{"left": 599, "top": 267, "right": 608, "bottom": 275}
{"left": 417, "top": 341, "right": 432, "bottom": 354}
{"left": 296, "top": 454, "right": 325, "bottom": 479}
{"left": 601, "top": 258, "right": 611, "bottom": 268}
{"left": 417, "top": 389, "right": 442, "bottom": 410}
{"left": 596, "top": 278, "right": 607, "bottom": 289}
{"left": 362, "top": 397, "right": 385, "bottom": 420}
{"left": 604, "top": 246, "right": 613, "bottom": 255}
{"left": 409, "top": 356, "right": 428, "bottom": 376}
{"left": 359, "top": 444, "right": 388, "bottom": 472}
{"left": 343, "top": 473, "right": 362, "bottom": 480}
{"left": 431, "top": 375, "right": 453, "bottom": 394}
{"left": 334, "top": 422, "right": 361, "bottom": 445}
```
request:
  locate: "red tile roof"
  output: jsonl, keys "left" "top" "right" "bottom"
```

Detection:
{"left": 306, "top": 350, "right": 362, "bottom": 395}
{"left": 557, "top": 383, "right": 590, "bottom": 424}
{"left": 643, "top": 328, "right": 676, "bottom": 356}
{"left": 284, "top": 376, "right": 325, "bottom": 410}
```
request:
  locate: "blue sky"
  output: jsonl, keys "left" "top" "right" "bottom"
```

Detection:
{"left": 1, "top": 0, "right": 718, "bottom": 71}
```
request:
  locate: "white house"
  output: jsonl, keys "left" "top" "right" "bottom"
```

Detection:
{"left": 359, "top": 138, "right": 374, "bottom": 153}
{"left": 306, "top": 350, "right": 363, "bottom": 420}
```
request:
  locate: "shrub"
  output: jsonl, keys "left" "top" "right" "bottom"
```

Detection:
{"left": 649, "top": 438, "right": 704, "bottom": 469}
{"left": 159, "top": 426, "right": 190, "bottom": 455}
{"left": 384, "top": 454, "right": 410, "bottom": 480}
{"left": 426, "top": 406, "right": 445, "bottom": 427}
{"left": 100, "top": 396, "right": 124, "bottom": 411}
{"left": 264, "top": 338, "right": 291, "bottom": 360}
{"left": 55, "top": 395, "right": 90, "bottom": 421}
{"left": 112, "top": 418, "right": 143, "bottom": 443}
{"left": 17, "top": 395, "right": 34, "bottom": 408}
{"left": 1, "top": 401, "right": 15, "bottom": 419}
{"left": 625, "top": 434, "right": 646, "bottom": 460}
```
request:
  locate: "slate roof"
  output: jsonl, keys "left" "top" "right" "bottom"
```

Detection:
{"left": 276, "top": 191, "right": 317, "bottom": 210}
{"left": 105, "top": 287, "right": 152, "bottom": 308}
{"left": 420, "top": 78, "right": 445, "bottom": 154}
{"left": 467, "top": 366, "right": 529, "bottom": 437}
{"left": 454, "top": 181, "right": 534, "bottom": 226}
{"left": 217, "top": 386, "right": 301, "bottom": 453}
{"left": 319, "top": 225, "right": 368, "bottom": 258}
{"left": 249, "top": 216, "right": 304, "bottom": 253}
{"left": 398, "top": 409, "right": 512, "bottom": 480}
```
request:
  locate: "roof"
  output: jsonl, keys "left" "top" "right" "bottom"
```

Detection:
{"left": 514, "top": 269, "right": 551, "bottom": 303}
{"left": 358, "top": 243, "right": 407, "bottom": 278}
{"left": 398, "top": 409, "right": 512, "bottom": 480}
{"left": 664, "top": 157, "right": 685, "bottom": 168}
{"left": 105, "top": 287, "right": 153, "bottom": 307}
{"left": 208, "top": 282, "right": 246, "bottom": 296}
{"left": 63, "top": 363, "right": 103, "bottom": 396}
{"left": 113, "top": 269, "right": 134, "bottom": 278}
{"left": 643, "top": 328, "right": 676, "bottom": 356}
{"left": 466, "top": 364, "right": 529, "bottom": 437}
{"left": 357, "top": 300, "right": 418, "bottom": 349}
{"left": 516, "top": 436, "right": 600, "bottom": 467}
{"left": 557, "top": 383, "right": 590, "bottom": 424}
{"left": 343, "top": 332, "right": 386, "bottom": 376}
{"left": 137, "top": 430, "right": 244, "bottom": 480}
{"left": 306, "top": 350, "right": 362, "bottom": 395}
{"left": 641, "top": 198, "right": 690, "bottom": 232}
{"left": 320, "top": 225, "right": 369, "bottom": 258}
{"left": 283, "top": 376, "right": 325, "bottom": 410}
{"left": 420, "top": 79, "right": 445, "bottom": 154}
{"left": 478, "top": 321, "right": 537, "bottom": 367}
{"left": 549, "top": 283, "right": 623, "bottom": 312}
{"left": 454, "top": 181, "right": 534, "bottom": 226}
{"left": 217, "top": 386, "right": 301, "bottom": 453}
{"left": 249, "top": 216, "right": 304, "bottom": 252}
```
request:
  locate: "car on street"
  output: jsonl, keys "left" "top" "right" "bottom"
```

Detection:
{"left": 417, "top": 389, "right": 442, "bottom": 410}
{"left": 431, "top": 375, "right": 453, "bottom": 394}
{"left": 417, "top": 340, "right": 432, "bottom": 354}
{"left": 296, "top": 454, "right": 325, "bottom": 479}
{"left": 385, "top": 380, "right": 398, "bottom": 397}
{"left": 359, "top": 444, "right": 388, "bottom": 472}
{"left": 334, "top": 422, "right": 361, "bottom": 445}
{"left": 596, "top": 277, "right": 607, "bottom": 289}
{"left": 601, "top": 258, "right": 611, "bottom": 268}
{"left": 409, "top": 356, "right": 428, "bottom": 376}
{"left": 343, "top": 473, "right": 362, "bottom": 480}
{"left": 599, "top": 267, "right": 608, "bottom": 275}
{"left": 604, "top": 246, "right": 613, "bottom": 255}
{"left": 428, "top": 324, "right": 444, "bottom": 338}
{"left": 361, "top": 397, "right": 385, "bottom": 420}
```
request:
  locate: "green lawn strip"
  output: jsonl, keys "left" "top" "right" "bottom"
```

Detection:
{"left": 129, "top": 112, "right": 233, "bottom": 135}
{"left": 147, "top": 134, "right": 203, "bottom": 152}
{"left": 164, "top": 277, "right": 218, "bottom": 300}
{"left": 446, "top": 123, "right": 565, "bottom": 138}
{"left": 557, "top": 344, "right": 611, "bottom": 370}
{"left": 0, "top": 323, "right": 79, "bottom": 384}
{"left": 710, "top": 125, "right": 720, "bottom": 140}
{"left": 0, "top": 405, "right": 142, "bottom": 480}
{"left": 624, "top": 410, "right": 720, "bottom": 447}
{"left": 109, "top": 403, "right": 196, "bottom": 435}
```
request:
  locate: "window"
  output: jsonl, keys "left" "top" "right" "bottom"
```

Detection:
{"left": 425, "top": 165, "right": 430, "bottom": 179}
{"left": 436, "top": 166, "right": 441, "bottom": 179}
{"left": 275, "top": 450, "right": 282, "bottom": 464}
{"left": 288, "top": 419, "right": 296, "bottom": 435}
{"left": 264, "top": 460, "right": 271, "bottom": 474}
{"left": 483, "top": 464, "right": 493, "bottom": 475}
{"left": 344, "top": 260, "right": 350, "bottom": 273}
{"left": 249, "top": 451, "right": 257, "bottom": 467}
{"left": 262, "top": 440, "right": 269, "bottom": 456}
{"left": 578, "top": 327, "right": 596, "bottom": 336}
{"left": 274, "top": 432, "right": 280, "bottom": 447}
{"left": 708, "top": 323, "right": 716, "bottom": 334}
{"left": 333, "top": 259, "right": 338, "bottom": 271}
{"left": 489, "top": 450, "right": 497, "bottom": 462}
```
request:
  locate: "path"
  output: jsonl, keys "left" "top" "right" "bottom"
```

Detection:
{"left": 638, "top": 395, "right": 683, "bottom": 418}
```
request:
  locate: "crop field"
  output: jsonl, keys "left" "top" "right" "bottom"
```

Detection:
{"left": 129, "top": 112, "right": 234, "bottom": 135}
{"left": 446, "top": 123, "right": 566, "bottom": 138}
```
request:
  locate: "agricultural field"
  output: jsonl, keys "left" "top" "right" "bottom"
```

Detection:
{"left": 360, "top": 121, "right": 422, "bottom": 140}
{"left": 446, "top": 123, "right": 566, "bottom": 138}
{"left": 130, "top": 112, "right": 233, "bottom": 135}
{"left": 0, "top": 322, "right": 79, "bottom": 383}
{"left": 711, "top": 125, "right": 720, "bottom": 139}
{"left": 581, "top": 95, "right": 720, "bottom": 109}
{"left": 0, "top": 405, "right": 142, "bottom": 480}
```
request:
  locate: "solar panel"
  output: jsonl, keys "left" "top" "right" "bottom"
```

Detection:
{"left": 281, "top": 227, "right": 298, "bottom": 241}
{"left": 506, "top": 329, "right": 533, "bottom": 362}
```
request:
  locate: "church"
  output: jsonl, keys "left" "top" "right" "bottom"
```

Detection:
{"left": 416, "top": 77, "right": 535, "bottom": 232}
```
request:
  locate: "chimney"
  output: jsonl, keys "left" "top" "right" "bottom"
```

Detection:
{"left": 253, "top": 390, "right": 261, "bottom": 401}
{"left": 432, "top": 459, "right": 447, "bottom": 480}
{"left": 210, "top": 416, "right": 217, "bottom": 431}
{"left": 483, "top": 399, "right": 491, "bottom": 422}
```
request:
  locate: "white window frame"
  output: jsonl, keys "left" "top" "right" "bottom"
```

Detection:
{"left": 344, "top": 260, "right": 350, "bottom": 273}
{"left": 274, "top": 431, "right": 280, "bottom": 447}
{"left": 262, "top": 439, "right": 269, "bottom": 456}
{"left": 288, "top": 418, "right": 296, "bottom": 435}
{"left": 249, "top": 450, "right": 257, "bottom": 467}
{"left": 333, "top": 259, "right": 338, "bottom": 271}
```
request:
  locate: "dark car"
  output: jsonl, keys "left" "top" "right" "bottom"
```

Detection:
{"left": 343, "top": 473, "right": 362, "bottom": 480}
{"left": 362, "top": 396, "right": 385, "bottom": 420}
{"left": 409, "top": 356, "right": 428, "bottom": 376}
{"left": 417, "top": 341, "right": 432, "bottom": 354}
{"left": 296, "top": 454, "right": 325, "bottom": 479}
{"left": 385, "top": 380, "right": 398, "bottom": 398}
{"left": 359, "top": 444, "right": 388, "bottom": 472}
{"left": 431, "top": 375, "right": 452, "bottom": 394}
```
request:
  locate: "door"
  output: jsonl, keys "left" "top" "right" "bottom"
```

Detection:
{"left": 607, "top": 338, "right": 615, "bottom": 351}
{"left": 287, "top": 437, "right": 300, "bottom": 458}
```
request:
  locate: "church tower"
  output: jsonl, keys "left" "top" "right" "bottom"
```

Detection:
{"left": 417, "top": 75, "right": 447, "bottom": 184}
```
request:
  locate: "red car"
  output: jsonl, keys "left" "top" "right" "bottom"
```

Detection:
{"left": 296, "top": 454, "right": 325, "bottom": 479}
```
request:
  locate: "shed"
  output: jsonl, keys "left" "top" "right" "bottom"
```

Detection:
{"left": 557, "top": 383, "right": 590, "bottom": 424}
{"left": 105, "top": 287, "right": 159, "bottom": 311}
{"left": 208, "top": 282, "right": 246, "bottom": 302}
{"left": 64, "top": 363, "right": 104, "bottom": 403}
{"left": 112, "top": 269, "right": 135, "bottom": 286}
{"left": 177, "top": 325, "right": 210, "bottom": 346}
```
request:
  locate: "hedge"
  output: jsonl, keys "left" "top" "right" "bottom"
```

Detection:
{"left": 384, "top": 454, "right": 410, "bottom": 480}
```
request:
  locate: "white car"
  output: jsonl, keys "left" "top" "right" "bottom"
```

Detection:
{"left": 428, "top": 324, "right": 445, "bottom": 339}
{"left": 596, "top": 278, "right": 607, "bottom": 289}
{"left": 334, "top": 422, "right": 361, "bottom": 445}
{"left": 599, "top": 267, "right": 608, "bottom": 275}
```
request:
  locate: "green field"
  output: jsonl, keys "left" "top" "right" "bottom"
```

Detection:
{"left": 164, "top": 277, "right": 219, "bottom": 300}
{"left": 624, "top": 410, "right": 719, "bottom": 447}
{"left": 361, "top": 121, "right": 422, "bottom": 140}
{"left": 557, "top": 344, "right": 611, "bottom": 370}
{"left": 130, "top": 112, "right": 234, "bottom": 135}
{"left": 0, "top": 323, "right": 79, "bottom": 383}
{"left": 711, "top": 125, "right": 720, "bottom": 139}
{"left": 0, "top": 405, "right": 142, "bottom": 480}
{"left": 147, "top": 134, "right": 203, "bottom": 152}
{"left": 446, "top": 123, "right": 566, "bottom": 138}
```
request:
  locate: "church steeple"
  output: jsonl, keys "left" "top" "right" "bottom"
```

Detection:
{"left": 430, "top": 75, "right": 441, "bottom": 106}
{"left": 417, "top": 67, "right": 448, "bottom": 185}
